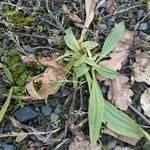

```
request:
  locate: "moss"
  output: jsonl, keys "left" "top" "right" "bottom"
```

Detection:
{"left": 36, "top": 25, "right": 45, "bottom": 32}
{"left": 4, "top": 53, "right": 46, "bottom": 96}
{"left": 3, "top": 6, "right": 34, "bottom": 26}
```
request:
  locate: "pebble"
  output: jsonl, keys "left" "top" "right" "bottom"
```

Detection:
{"left": 0, "top": 144, "right": 16, "bottom": 150}
{"left": 45, "top": 123, "right": 52, "bottom": 132}
{"left": 54, "top": 107, "right": 62, "bottom": 115}
{"left": 3, "top": 122, "right": 14, "bottom": 133}
{"left": 41, "top": 105, "right": 52, "bottom": 116}
{"left": 138, "top": 23, "right": 148, "bottom": 31}
{"left": 50, "top": 113, "right": 59, "bottom": 123}
{"left": 23, "top": 45, "right": 32, "bottom": 53}
{"left": 14, "top": 107, "right": 37, "bottom": 123}
{"left": 137, "top": 10, "right": 144, "bottom": 21}
{"left": 99, "top": 24, "right": 107, "bottom": 31}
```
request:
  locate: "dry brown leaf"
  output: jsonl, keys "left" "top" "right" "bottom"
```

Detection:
{"left": 114, "top": 146, "right": 133, "bottom": 150}
{"left": 103, "top": 128, "right": 139, "bottom": 145}
{"left": 99, "top": 30, "right": 135, "bottom": 71}
{"left": 80, "top": 0, "right": 96, "bottom": 42}
{"left": 69, "top": 135, "right": 101, "bottom": 150}
{"left": 21, "top": 54, "right": 37, "bottom": 63}
{"left": 106, "top": 0, "right": 115, "bottom": 14}
{"left": 140, "top": 88, "right": 150, "bottom": 118}
{"left": 105, "top": 75, "right": 133, "bottom": 111}
{"left": 63, "top": 5, "right": 83, "bottom": 24}
{"left": 26, "top": 54, "right": 66, "bottom": 100}
{"left": 132, "top": 52, "right": 150, "bottom": 85}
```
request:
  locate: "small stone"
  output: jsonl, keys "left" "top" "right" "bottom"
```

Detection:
{"left": 3, "top": 122, "right": 14, "bottom": 132}
{"left": 2, "top": 144, "right": 16, "bottom": 150}
{"left": 138, "top": 23, "right": 148, "bottom": 31}
{"left": 23, "top": 45, "right": 32, "bottom": 53}
{"left": 45, "top": 123, "right": 52, "bottom": 132}
{"left": 54, "top": 107, "right": 62, "bottom": 115}
{"left": 99, "top": 24, "right": 107, "bottom": 30}
{"left": 50, "top": 113, "right": 59, "bottom": 123}
{"left": 41, "top": 105, "right": 52, "bottom": 116}
{"left": 137, "top": 10, "right": 144, "bottom": 20}
{"left": 14, "top": 107, "right": 37, "bottom": 123}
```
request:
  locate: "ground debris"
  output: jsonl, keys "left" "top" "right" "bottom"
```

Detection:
{"left": 105, "top": 75, "right": 133, "bottom": 111}
{"left": 132, "top": 52, "right": 150, "bottom": 85}
{"left": 140, "top": 88, "right": 150, "bottom": 118}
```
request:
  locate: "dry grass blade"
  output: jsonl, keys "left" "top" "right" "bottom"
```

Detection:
{"left": 80, "top": 0, "right": 96, "bottom": 42}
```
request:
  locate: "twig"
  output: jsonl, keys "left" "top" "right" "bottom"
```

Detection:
{"left": 101, "top": 4, "right": 144, "bottom": 19}
{"left": 129, "top": 105, "right": 150, "bottom": 125}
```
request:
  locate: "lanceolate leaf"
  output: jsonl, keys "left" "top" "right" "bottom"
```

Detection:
{"left": 88, "top": 71, "right": 105, "bottom": 143}
{"left": 85, "top": 58, "right": 119, "bottom": 79}
{"left": 64, "top": 28, "right": 80, "bottom": 52}
{"left": 103, "top": 101, "right": 150, "bottom": 139}
{"left": 0, "top": 88, "right": 13, "bottom": 122}
{"left": 100, "top": 21, "right": 125, "bottom": 58}
{"left": 0, "top": 63, "right": 13, "bottom": 83}
{"left": 81, "top": 41, "right": 99, "bottom": 51}
{"left": 74, "top": 64, "right": 89, "bottom": 78}
{"left": 95, "top": 65, "right": 119, "bottom": 79}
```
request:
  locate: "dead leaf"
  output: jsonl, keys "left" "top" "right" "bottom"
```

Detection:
{"left": 105, "top": 75, "right": 133, "bottom": 111}
{"left": 63, "top": 5, "right": 83, "bottom": 24}
{"left": 132, "top": 52, "right": 150, "bottom": 85}
{"left": 26, "top": 54, "right": 66, "bottom": 100}
{"left": 69, "top": 135, "right": 101, "bottom": 150}
{"left": 106, "top": 0, "right": 115, "bottom": 14}
{"left": 140, "top": 88, "right": 150, "bottom": 118}
{"left": 97, "top": 30, "right": 135, "bottom": 81}
{"left": 80, "top": 0, "right": 96, "bottom": 42}
{"left": 114, "top": 146, "right": 133, "bottom": 150}
{"left": 103, "top": 128, "right": 139, "bottom": 145}
{"left": 99, "top": 30, "right": 135, "bottom": 71}
{"left": 21, "top": 54, "right": 37, "bottom": 63}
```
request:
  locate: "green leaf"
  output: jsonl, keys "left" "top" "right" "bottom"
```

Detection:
{"left": 74, "top": 54, "right": 87, "bottom": 67}
{"left": 74, "top": 64, "right": 89, "bottom": 78}
{"left": 85, "top": 59, "right": 119, "bottom": 79}
{"left": 95, "top": 65, "right": 119, "bottom": 79}
{"left": 103, "top": 101, "right": 148, "bottom": 139}
{"left": 56, "top": 50, "right": 73, "bottom": 61}
{"left": 81, "top": 41, "right": 99, "bottom": 51}
{"left": 88, "top": 71, "right": 105, "bottom": 143}
{"left": 100, "top": 21, "right": 125, "bottom": 58}
{"left": 0, "top": 88, "right": 13, "bottom": 122}
{"left": 64, "top": 28, "right": 80, "bottom": 52}
{"left": 0, "top": 63, "right": 13, "bottom": 83}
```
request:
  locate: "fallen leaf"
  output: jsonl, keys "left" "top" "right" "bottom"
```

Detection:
{"left": 80, "top": 0, "right": 96, "bottom": 42}
{"left": 21, "top": 54, "right": 37, "bottom": 63}
{"left": 140, "top": 88, "right": 150, "bottom": 118}
{"left": 97, "top": 30, "right": 135, "bottom": 82}
{"left": 63, "top": 5, "right": 83, "bottom": 24}
{"left": 26, "top": 54, "right": 66, "bottom": 100}
{"left": 114, "top": 146, "right": 133, "bottom": 150}
{"left": 106, "top": 0, "right": 115, "bottom": 14}
{"left": 103, "top": 128, "right": 139, "bottom": 145}
{"left": 105, "top": 75, "right": 133, "bottom": 111}
{"left": 132, "top": 52, "right": 150, "bottom": 85}
{"left": 69, "top": 135, "right": 101, "bottom": 150}
{"left": 99, "top": 30, "right": 135, "bottom": 72}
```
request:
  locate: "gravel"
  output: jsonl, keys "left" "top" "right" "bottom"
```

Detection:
{"left": 138, "top": 23, "right": 148, "bottom": 31}
{"left": 14, "top": 107, "right": 38, "bottom": 123}
{"left": 41, "top": 105, "right": 52, "bottom": 116}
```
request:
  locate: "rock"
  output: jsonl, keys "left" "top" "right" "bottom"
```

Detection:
{"left": 23, "top": 45, "right": 32, "bottom": 53}
{"left": 50, "top": 113, "right": 59, "bottom": 123}
{"left": 99, "top": 24, "right": 107, "bottom": 30}
{"left": 137, "top": 10, "right": 144, "bottom": 20}
{"left": 14, "top": 107, "right": 37, "bottom": 123}
{"left": 1, "top": 144, "right": 16, "bottom": 150}
{"left": 54, "top": 107, "right": 62, "bottom": 115}
{"left": 3, "top": 122, "right": 14, "bottom": 132}
{"left": 41, "top": 105, "right": 52, "bottom": 116}
{"left": 138, "top": 23, "right": 148, "bottom": 31}
{"left": 45, "top": 123, "right": 52, "bottom": 132}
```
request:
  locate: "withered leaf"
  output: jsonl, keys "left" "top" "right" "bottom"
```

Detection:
{"left": 63, "top": 5, "right": 83, "bottom": 24}
{"left": 80, "top": 0, "right": 96, "bottom": 42}
{"left": 105, "top": 75, "right": 133, "bottom": 111}
{"left": 26, "top": 54, "right": 66, "bottom": 100}
{"left": 132, "top": 52, "right": 150, "bottom": 85}
{"left": 106, "top": 0, "right": 115, "bottom": 14}
{"left": 140, "top": 88, "right": 150, "bottom": 118}
{"left": 103, "top": 128, "right": 140, "bottom": 145}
